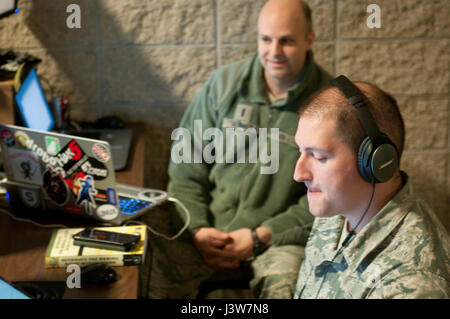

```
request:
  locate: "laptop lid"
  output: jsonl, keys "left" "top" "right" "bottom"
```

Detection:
{"left": 0, "top": 124, "right": 125, "bottom": 225}
{"left": 15, "top": 68, "right": 54, "bottom": 132}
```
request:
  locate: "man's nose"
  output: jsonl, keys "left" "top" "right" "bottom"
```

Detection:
{"left": 293, "top": 154, "right": 311, "bottom": 183}
{"left": 270, "top": 41, "right": 282, "bottom": 56}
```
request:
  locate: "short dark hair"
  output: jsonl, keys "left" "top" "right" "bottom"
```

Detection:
{"left": 298, "top": 81, "right": 405, "bottom": 159}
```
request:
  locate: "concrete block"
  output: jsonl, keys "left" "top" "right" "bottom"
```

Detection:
{"left": 101, "top": 46, "right": 216, "bottom": 104}
{"left": 99, "top": 0, "right": 215, "bottom": 45}
{"left": 339, "top": 0, "right": 450, "bottom": 38}
{"left": 337, "top": 40, "right": 450, "bottom": 95}
{"left": 397, "top": 97, "right": 448, "bottom": 150}
{"left": 401, "top": 152, "right": 447, "bottom": 227}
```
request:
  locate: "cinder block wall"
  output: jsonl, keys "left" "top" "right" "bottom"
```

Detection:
{"left": 0, "top": 0, "right": 448, "bottom": 232}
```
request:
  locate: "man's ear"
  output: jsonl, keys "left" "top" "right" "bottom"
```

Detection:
{"left": 306, "top": 31, "right": 315, "bottom": 51}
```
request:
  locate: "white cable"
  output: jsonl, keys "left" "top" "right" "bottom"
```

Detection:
{"left": 0, "top": 207, "right": 69, "bottom": 229}
{"left": 124, "top": 196, "right": 190, "bottom": 241}
{"left": 0, "top": 192, "right": 190, "bottom": 238}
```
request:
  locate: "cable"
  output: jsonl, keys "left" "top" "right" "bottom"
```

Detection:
{"left": 351, "top": 180, "right": 376, "bottom": 234}
{"left": 308, "top": 181, "right": 376, "bottom": 299}
{"left": 124, "top": 196, "right": 190, "bottom": 241}
{"left": 0, "top": 187, "right": 190, "bottom": 238}
{"left": 0, "top": 207, "right": 69, "bottom": 229}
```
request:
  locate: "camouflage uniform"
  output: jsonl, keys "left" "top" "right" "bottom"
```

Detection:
{"left": 294, "top": 173, "right": 449, "bottom": 299}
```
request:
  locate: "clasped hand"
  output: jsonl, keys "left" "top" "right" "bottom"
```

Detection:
{"left": 192, "top": 227, "right": 253, "bottom": 270}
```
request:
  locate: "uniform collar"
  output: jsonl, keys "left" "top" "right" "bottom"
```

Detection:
{"left": 343, "top": 172, "right": 412, "bottom": 272}
{"left": 308, "top": 215, "right": 347, "bottom": 268}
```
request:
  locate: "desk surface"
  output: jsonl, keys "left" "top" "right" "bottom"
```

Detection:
{"left": 0, "top": 127, "right": 146, "bottom": 299}
{"left": 0, "top": 212, "right": 138, "bottom": 299}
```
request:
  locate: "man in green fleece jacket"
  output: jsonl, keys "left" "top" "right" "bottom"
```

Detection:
{"left": 148, "top": 0, "right": 331, "bottom": 298}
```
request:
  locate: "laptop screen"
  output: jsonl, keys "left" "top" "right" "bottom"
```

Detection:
{"left": 15, "top": 68, "right": 54, "bottom": 132}
{"left": 0, "top": 277, "right": 31, "bottom": 299}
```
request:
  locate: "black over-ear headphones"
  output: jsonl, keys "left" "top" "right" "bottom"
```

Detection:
{"left": 330, "top": 75, "right": 399, "bottom": 183}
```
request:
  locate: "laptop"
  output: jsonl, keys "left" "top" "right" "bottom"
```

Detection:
{"left": 0, "top": 277, "right": 32, "bottom": 299}
{"left": 14, "top": 68, "right": 132, "bottom": 171}
{"left": 0, "top": 124, "right": 167, "bottom": 225}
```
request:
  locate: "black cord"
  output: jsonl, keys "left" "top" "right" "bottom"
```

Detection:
{"left": 310, "top": 181, "right": 376, "bottom": 298}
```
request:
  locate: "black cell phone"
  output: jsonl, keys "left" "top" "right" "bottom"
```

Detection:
{"left": 73, "top": 228, "right": 141, "bottom": 252}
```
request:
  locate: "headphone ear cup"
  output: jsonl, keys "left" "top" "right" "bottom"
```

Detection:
{"left": 357, "top": 136, "right": 374, "bottom": 183}
{"left": 358, "top": 134, "right": 399, "bottom": 184}
{"left": 371, "top": 134, "right": 399, "bottom": 183}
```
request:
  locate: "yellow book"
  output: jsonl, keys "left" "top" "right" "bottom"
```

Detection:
{"left": 45, "top": 225, "right": 147, "bottom": 268}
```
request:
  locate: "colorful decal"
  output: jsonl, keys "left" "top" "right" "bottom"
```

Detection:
{"left": 19, "top": 187, "right": 40, "bottom": 208}
{"left": 0, "top": 129, "right": 15, "bottom": 146}
{"left": 61, "top": 140, "right": 88, "bottom": 176}
{"left": 14, "top": 131, "right": 30, "bottom": 148}
{"left": 96, "top": 204, "right": 119, "bottom": 221}
{"left": 107, "top": 188, "right": 117, "bottom": 206}
{"left": 80, "top": 158, "right": 108, "bottom": 180}
{"left": 15, "top": 133, "right": 76, "bottom": 177}
{"left": 43, "top": 167, "right": 69, "bottom": 206}
{"left": 92, "top": 143, "right": 111, "bottom": 163}
{"left": 75, "top": 175, "right": 97, "bottom": 215}
{"left": 8, "top": 149, "right": 42, "bottom": 185}
{"left": 45, "top": 136, "right": 61, "bottom": 156}
{"left": 65, "top": 171, "right": 85, "bottom": 197}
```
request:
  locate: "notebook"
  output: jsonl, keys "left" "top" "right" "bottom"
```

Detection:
{"left": 0, "top": 124, "right": 167, "bottom": 225}
{"left": 14, "top": 68, "right": 132, "bottom": 171}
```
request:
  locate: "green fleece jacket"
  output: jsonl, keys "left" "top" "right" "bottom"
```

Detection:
{"left": 168, "top": 52, "right": 331, "bottom": 245}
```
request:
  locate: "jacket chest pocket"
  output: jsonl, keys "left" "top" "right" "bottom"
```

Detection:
{"left": 342, "top": 273, "right": 372, "bottom": 299}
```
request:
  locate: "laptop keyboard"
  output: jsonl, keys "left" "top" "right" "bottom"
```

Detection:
{"left": 118, "top": 196, "right": 153, "bottom": 215}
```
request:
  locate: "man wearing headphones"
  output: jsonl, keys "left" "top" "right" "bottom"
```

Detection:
{"left": 293, "top": 76, "right": 449, "bottom": 298}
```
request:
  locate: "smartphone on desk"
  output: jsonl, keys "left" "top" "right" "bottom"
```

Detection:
{"left": 73, "top": 228, "right": 140, "bottom": 252}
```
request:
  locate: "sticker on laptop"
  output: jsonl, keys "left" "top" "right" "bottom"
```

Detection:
{"left": 75, "top": 175, "right": 97, "bottom": 216}
{"left": 80, "top": 158, "right": 108, "bottom": 180}
{"left": 107, "top": 188, "right": 117, "bottom": 206}
{"left": 91, "top": 143, "right": 111, "bottom": 163}
{"left": 45, "top": 136, "right": 61, "bottom": 156}
{"left": 13, "top": 133, "right": 79, "bottom": 177}
{"left": 0, "top": 129, "right": 15, "bottom": 147}
{"left": 8, "top": 149, "right": 42, "bottom": 185}
{"left": 19, "top": 187, "right": 40, "bottom": 208}
{"left": 96, "top": 204, "right": 119, "bottom": 221}
{"left": 65, "top": 171, "right": 85, "bottom": 197}
{"left": 43, "top": 167, "right": 70, "bottom": 206}
{"left": 61, "top": 140, "right": 89, "bottom": 177}
{"left": 14, "top": 130, "right": 30, "bottom": 148}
